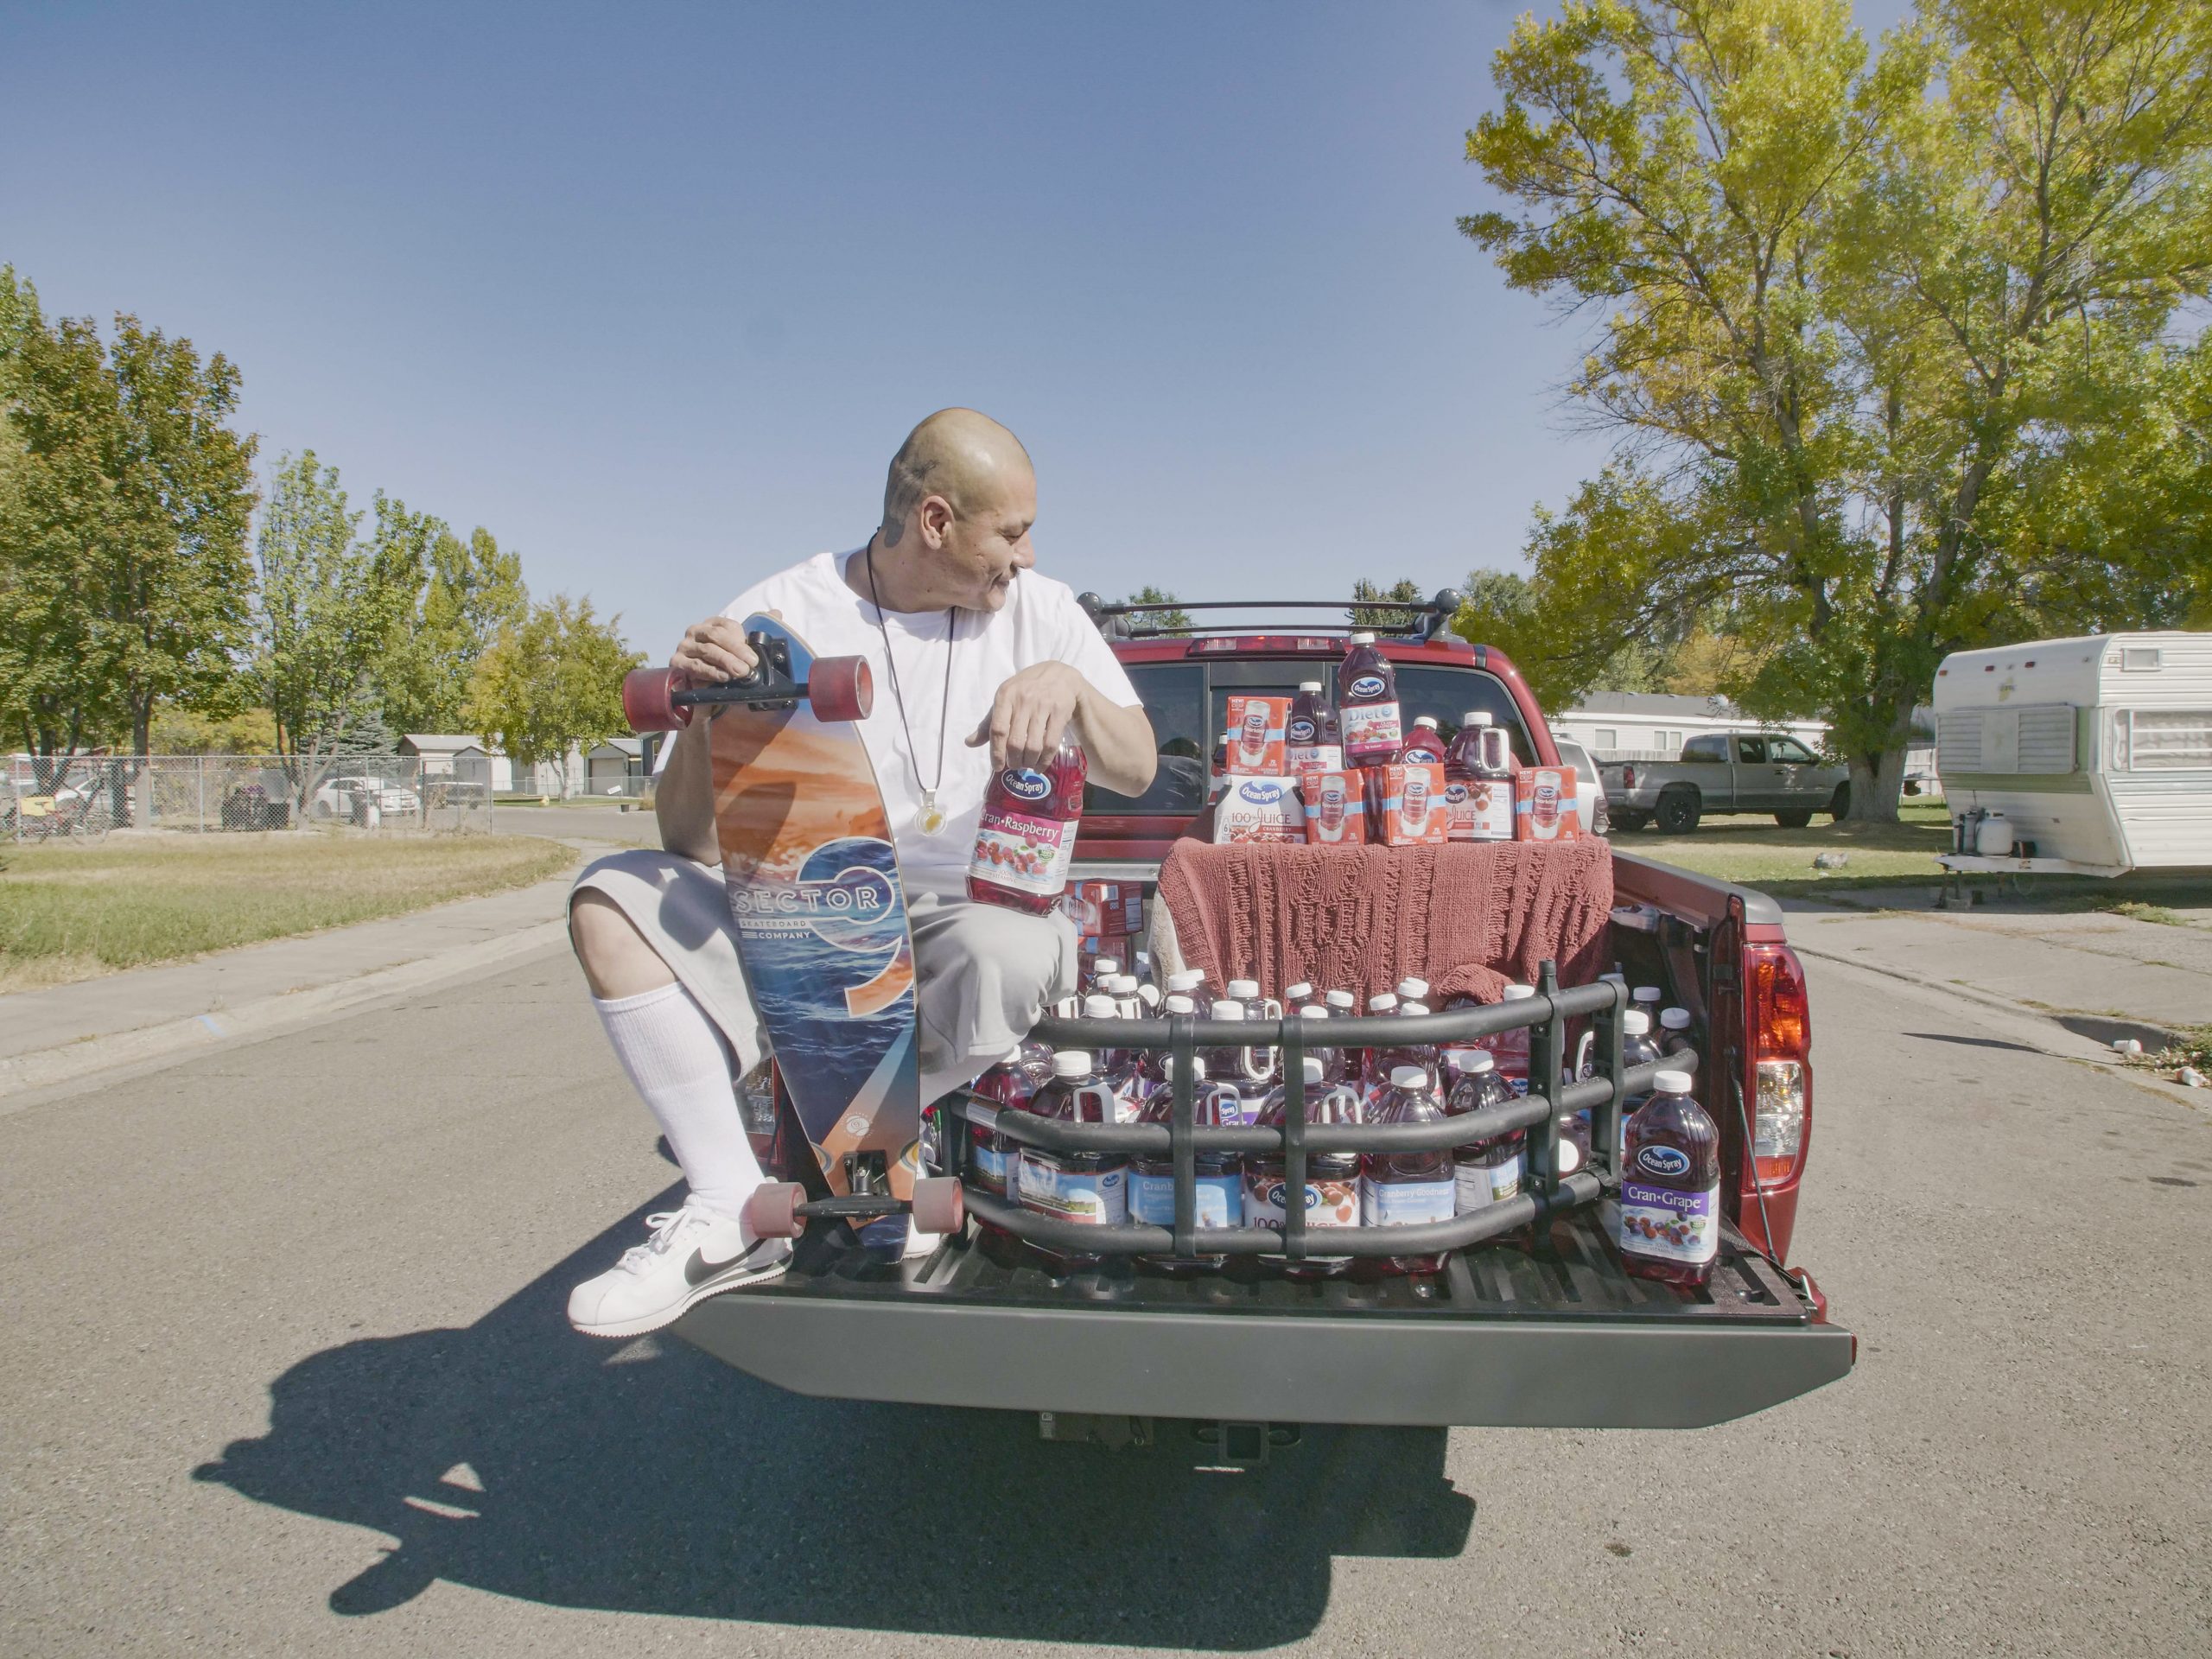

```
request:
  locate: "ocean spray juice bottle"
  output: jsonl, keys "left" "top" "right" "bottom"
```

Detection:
{"left": 969, "top": 737, "right": 1087, "bottom": 916}
{"left": 1617, "top": 1068, "right": 1722, "bottom": 1287}
{"left": 1338, "top": 632, "right": 1402, "bottom": 764}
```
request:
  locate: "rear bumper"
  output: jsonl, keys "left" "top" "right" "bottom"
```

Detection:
{"left": 675, "top": 1220, "right": 1854, "bottom": 1430}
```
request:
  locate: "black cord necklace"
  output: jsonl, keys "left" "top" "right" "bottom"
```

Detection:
{"left": 864, "top": 540, "right": 957, "bottom": 834}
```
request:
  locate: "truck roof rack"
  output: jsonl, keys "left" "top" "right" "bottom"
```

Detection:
{"left": 1076, "top": 589, "right": 1464, "bottom": 645}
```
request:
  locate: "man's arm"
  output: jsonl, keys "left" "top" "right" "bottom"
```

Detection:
{"left": 653, "top": 616, "right": 760, "bottom": 863}
{"left": 968, "top": 661, "right": 1157, "bottom": 796}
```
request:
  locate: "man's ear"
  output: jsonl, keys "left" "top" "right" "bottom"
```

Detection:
{"left": 918, "top": 495, "right": 956, "bottom": 548}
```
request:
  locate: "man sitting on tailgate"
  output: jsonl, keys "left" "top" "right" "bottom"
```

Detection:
{"left": 563, "top": 409, "right": 1157, "bottom": 1337}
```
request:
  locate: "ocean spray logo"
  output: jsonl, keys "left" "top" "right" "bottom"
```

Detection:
{"left": 1347, "top": 674, "right": 1386, "bottom": 699}
{"left": 1636, "top": 1145, "right": 1691, "bottom": 1179}
{"left": 1001, "top": 768, "right": 1052, "bottom": 801}
{"left": 1287, "top": 718, "right": 1317, "bottom": 743}
{"left": 1444, "top": 782, "right": 1470, "bottom": 803}
{"left": 1236, "top": 781, "right": 1286, "bottom": 804}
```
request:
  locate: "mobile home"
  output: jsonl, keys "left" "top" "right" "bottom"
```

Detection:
{"left": 1932, "top": 631, "right": 2212, "bottom": 874}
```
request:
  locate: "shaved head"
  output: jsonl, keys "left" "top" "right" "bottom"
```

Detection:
{"left": 880, "top": 408, "right": 1033, "bottom": 543}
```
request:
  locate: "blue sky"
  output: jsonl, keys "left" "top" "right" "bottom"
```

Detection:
{"left": 3, "top": 2, "right": 1910, "bottom": 658}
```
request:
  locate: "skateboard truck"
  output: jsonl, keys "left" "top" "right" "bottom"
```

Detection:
{"left": 743, "top": 1173, "right": 965, "bottom": 1240}
{"left": 622, "top": 633, "right": 873, "bottom": 732}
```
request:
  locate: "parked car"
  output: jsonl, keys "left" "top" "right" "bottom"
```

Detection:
{"left": 675, "top": 594, "right": 1848, "bottom": 1435}
{"left": 310, "top": 775, "right": 421, "bottom": 822}
{"left": 1552, "top": 736, "right": 1611, "bottom": 837}
{"left": 1600, "top": 731, "right": 1850, "bottom": 834}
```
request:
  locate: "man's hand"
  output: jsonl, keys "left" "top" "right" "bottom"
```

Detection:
{"left": 671, "top": 616, "right": 759, "bottom": 686}
{"left": 967, "top": 662, "right": 1084, "bottom": 771}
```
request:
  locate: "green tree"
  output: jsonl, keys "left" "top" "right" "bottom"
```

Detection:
{"left": 1461, "top": 0, "right": 2212, "bottom": 819}
{"left": 463, "top": 594, "right": 641, "bottom": 794}
{"left": 252, "top": 452, "right": 409, "bottom": 810}
{"left": 105, "top": 316, "right": 259, "bottom": 758}
{"left": 372, "top": 497, "right": 526, "bottom": 734}
{"left": 1122, "top": 584, "right": 1193, "bottom": 632}
{"left": 1349, "top": 577, "right": 1429, "bottom": 633}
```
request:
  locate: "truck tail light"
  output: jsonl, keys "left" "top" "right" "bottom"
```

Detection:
{"left": 1748, "top": 944, "right": 1811, "bottom": 1186}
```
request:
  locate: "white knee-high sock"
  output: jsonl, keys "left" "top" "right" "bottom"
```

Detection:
{"left": 594, "top": 982, "right": 762, "bottom": 1220}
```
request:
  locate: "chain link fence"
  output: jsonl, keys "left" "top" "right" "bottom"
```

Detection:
{"left": 3, "top": 753, "right": 494, "bottom": 842}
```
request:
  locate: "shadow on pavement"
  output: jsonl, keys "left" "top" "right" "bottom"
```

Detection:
{"left": 194, "top": 1185, "right": 1473, "bottom": 1647}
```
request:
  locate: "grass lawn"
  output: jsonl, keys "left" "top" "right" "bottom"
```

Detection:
{"left": 0, "top": 832, "right": 575, "bottom": 991}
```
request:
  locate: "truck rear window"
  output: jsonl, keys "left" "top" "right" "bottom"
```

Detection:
{"left": 1088, "top": 658, "right": 1537, "bottom": 812}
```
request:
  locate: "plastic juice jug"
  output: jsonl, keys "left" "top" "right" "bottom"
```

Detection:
{"left": 1601, "top": 1009, "right": 1665, "bottom": 1169}
{"left": 969, "top": 738, "right": 1087, "bottom": 915}
{"left": 1398, "top": 716, "right": 1447, "bottom": 766}
{"left": 1484, "top": 983, "right": 1537, "bottom": 1094}
{"left": 1017, "top": 1050, "right": 1129, "bottom": 1268}
{"left": 1660, "top": 1007, "right": 1694, "bottom": 1052}
{"left": 1618, "top": 1068, "right": 1722, "bottom": 1287}
{"left": 1443, "top": 712, "right": 1515, "bottom": 842}
{"left": 1362, "top": 1065, "right": 1457, "bottom": 1274}
{"left": 1370, "top": 1000, "right": 1438, "bottom": 1091}
{"left": 1442, "top": 1049, "right": 1523, "bottom": 1224}
{"left": 1283, "top": 980, "right": 1315, "bottom": 1007}
{"left": 1286, "top": 681, "right": 1344, "bottom": 773}
{"left": 1357, "top": 991, "right": 1400, "bottom": 1098}
{"left": 1245, "top": 1057, "right": 1363, "bottom": 1278}
{"left": 1165, "top": 968, "right": 1211, "bottom": 1014}
{"left": 1294, "top": 1004, "right": 1348, "bottom": 1085}
{"left": 967, "top": 1049, "right": 1045, "bottom": 1200}
{"left": 1083, "top": 955, "right": 1121, "bottom": 997}
{"left": 1631, "top": 985, "right": 1664, "bottom": 1026}
{"left": 1338, "top": 632, "right": 1402, "bottom": 763}
{"left": 1129, "top": 1057, "right": 1242, "bottom": 1271}
{"left": 1223, "top": 976, "right": 1281, "bottom": 1084}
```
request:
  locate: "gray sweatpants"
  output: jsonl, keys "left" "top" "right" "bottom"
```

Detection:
{"left": 570, "top": 849, "right": 1077, "bottom": 1103}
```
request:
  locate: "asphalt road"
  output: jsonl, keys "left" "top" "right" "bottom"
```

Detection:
{"left": 3, "top": 946, "right": 2207, "bottom": 1657}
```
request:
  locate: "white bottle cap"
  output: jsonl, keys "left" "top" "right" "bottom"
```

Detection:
{"left": 1390, "top": 1065, "right": 1429, "bottom": 1090}
{"left": 1623, "top": 1010, "right": 1650, "bottom": 1034}
{"left": 1082, "top": 995, "right": 1117, "bottom": 1017}
{"left": 1054, "top": 1052, "right": 1093, "bottom": 1077}
{"left": 1555, "top": 1134, "right": 1584, "bottom": 1174}
{"left": 1369, "top": 992, "right": 1399, "bottom": 1014}
{"left": 1299, "top": 679, "right": 1322, "bottom": 692}
{"left": 1187, "top": 1057, "right": 1208, "bottom": 1081}
{"left": 1662, "top": 1007, "right": 1693, "bottom": 1031}
{"left": 1214, "top": 1002, "right": 1245, "bottom": 1022}
{"left": 1166, "top": 969, "right": 1207, "bottom": 993}
{"left": 1225, "top": 978, "right": 1260, "bottom": 999}
{"left": 1653, "top": 1068, "right": 1694, "bottom": 1093}
{"left": 1349, "top": 631, "right": 1376, "bottom": 644}
{"left": 1464, "top": 710, "right": 1492, "bottom": 726}
{"left": 1395, "top": 976, "right": 1430, "bottom": 999}
{"left": 1502, "top": 984, "right": 1535, "bottom": 1001}
{"left": 1284, "top": 980, "right": 1314, "bottom": 1002}
{"left": 1300, "top": 1056, "right": 1326, "bottom": 1084}
{"left": 1414, "top": 715, "right": 1440, "bottom": 729}
{"left": 1299, "top": 1004, "right": 1329, "bottom": 1020}
{"left": 1093, "top": 957, "right": 1121, "bottom": 976}
{"left": 1325, "top": 988, "right": 1357, "bottom": 1010}
{"left": 1447, "top": 1048, "right": 1496, "bottom": 1074}
{"left": 1402, "top": 1001, "right": 1431, "bottom": 1017}
{"left": 1634, "top": 985, "right": 1662, "bottom": 1002}
{"left": 1136, "top": 983, "right": 1162, "bottom": 1010}
{"left": 1164, "top": 994, "right": 1196, "bottom": 1015}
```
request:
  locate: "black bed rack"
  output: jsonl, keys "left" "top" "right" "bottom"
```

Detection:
{"left": 938, "top": 963, "right": 1673, "bottom": 1262}
{"left": 1073, "top": 590, "right": 1465, "bottom": 645}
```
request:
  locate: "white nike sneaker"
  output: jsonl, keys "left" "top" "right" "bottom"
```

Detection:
{"left": 568, "top": 1197, "right": 791, "bottom": 1339}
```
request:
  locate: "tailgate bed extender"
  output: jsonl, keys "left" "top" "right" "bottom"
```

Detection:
{"left": 679, "top": 968, "right": 1853, "bottom": 1428}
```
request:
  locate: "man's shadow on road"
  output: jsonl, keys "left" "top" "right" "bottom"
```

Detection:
{"left": 194, "top": 1185, "right": 1474, "bottom": 1648}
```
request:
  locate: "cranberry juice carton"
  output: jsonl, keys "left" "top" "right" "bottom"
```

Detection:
{"left": 1444, "top": 713, "right": 1515, "bottom": 842}
{"left": 1514, "top": 765, "right": 1580, "bottom": 842}
{"left": 1285, "top": 681, "right": 1343, "bottom": 773}
{"left": 1299, "top": 767, "right": 1367, "bottom": 845}
{"left": 969, "top": 738, "right": 1089, "bottom": 914}
{"left": 1373, "top": 762, "right": 1448, "bottom": 846}
{"left": 1338, "top": 632, "right": 1402, "bottom": 764}
{"left": 1224, "top": 695, "right": 1291, "bottom": 777}
{"left": 1617, "top": 1068, "right": 1722, "bottom": 1287}
{"left": 1214, "top": 776, "right": 1306, "bottom": 842}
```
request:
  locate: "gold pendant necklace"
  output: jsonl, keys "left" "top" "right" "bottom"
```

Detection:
{"left": 918, "top": 789, "right": 944, "bottom": 835}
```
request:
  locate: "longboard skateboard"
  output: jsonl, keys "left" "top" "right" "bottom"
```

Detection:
{"left": 622, "top": 616, "right": 963, "bottom": 1245}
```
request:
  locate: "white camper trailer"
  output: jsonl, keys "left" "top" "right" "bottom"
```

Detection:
{"left": 1932, "top": 631, "right": 2212, "bottom": 877}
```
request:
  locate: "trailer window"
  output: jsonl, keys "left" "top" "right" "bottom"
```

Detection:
{"left": 2116, "top": 709, "right": 2212, "bottom": 771}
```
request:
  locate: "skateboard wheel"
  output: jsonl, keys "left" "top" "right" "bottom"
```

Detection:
{"left": 743, "top": 1181, "right": 806, "bottom": 1239}
{"left": 910, "top": 1176, "right": 964, "bottom": 1235}
{"left": 806, "top": 655, "right": 873, "bottom": 723}
{"left": 622, "top": 666, "right": 690, "bottom": 732}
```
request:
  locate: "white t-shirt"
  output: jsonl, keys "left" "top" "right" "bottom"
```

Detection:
{"left": 663, "top": 549, "right": 1141, "bottom": 899}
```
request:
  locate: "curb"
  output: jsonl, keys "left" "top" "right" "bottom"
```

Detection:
{"left": 0, "top": 918, "right": 569, "bottom": 1109}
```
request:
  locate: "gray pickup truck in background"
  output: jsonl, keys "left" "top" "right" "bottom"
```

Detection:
{"left": 1599, "top": 731, "right": 1852, "bottom": 834}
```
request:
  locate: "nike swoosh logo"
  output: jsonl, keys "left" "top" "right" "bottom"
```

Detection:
{"left": 684, "top": 1240, "right": 772, "bottom": 1287}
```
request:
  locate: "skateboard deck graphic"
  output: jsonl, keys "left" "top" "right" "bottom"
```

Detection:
{"left": 708, "top": 614, "right": 920, "bottom": 1201}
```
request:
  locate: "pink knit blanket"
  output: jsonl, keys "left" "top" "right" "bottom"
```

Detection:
{"left": 1156, "top": 838, "right": 1615, "bottom": 1007}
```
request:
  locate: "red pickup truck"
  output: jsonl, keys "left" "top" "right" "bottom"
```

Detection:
{"left": 677, "top": 594, "right": 1852, "bottom": 1435}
